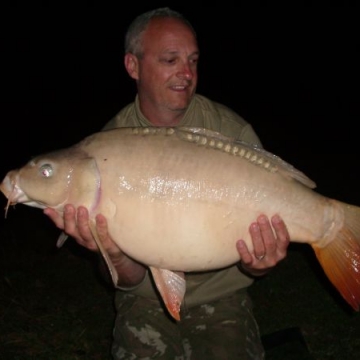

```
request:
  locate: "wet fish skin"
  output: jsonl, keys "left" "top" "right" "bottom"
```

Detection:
{"left": 1, "top": 126, "right": 360, "bottom": 321}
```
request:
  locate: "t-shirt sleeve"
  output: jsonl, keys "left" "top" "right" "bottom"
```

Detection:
{"left": 238, "top": 123, "right": 263, "bottom": 148}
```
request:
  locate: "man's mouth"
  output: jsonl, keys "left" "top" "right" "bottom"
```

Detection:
{"left": 170, "top": 83, "right": 190, "bottom": 91}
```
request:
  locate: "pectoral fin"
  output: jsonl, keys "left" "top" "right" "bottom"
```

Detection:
{"left": 89, "top": 220, "right": 119, "bottom": 287}
{"left": 149, "top": 266, "right": 186, "bottom": 321}
{"left": 56, "top": 231, "right": 69, "bottom": 248}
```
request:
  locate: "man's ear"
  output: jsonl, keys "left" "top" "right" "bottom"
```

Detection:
{"left": 124, "top": 53, "right": 139, "bottom": 80}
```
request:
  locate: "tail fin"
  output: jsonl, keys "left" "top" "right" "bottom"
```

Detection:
{"left": 312, "top": 202, "right": 360, "bottom": 311}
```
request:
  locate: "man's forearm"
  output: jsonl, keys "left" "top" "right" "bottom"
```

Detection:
{"left": 99, "top": 251, "right": 147, "bottom": 289}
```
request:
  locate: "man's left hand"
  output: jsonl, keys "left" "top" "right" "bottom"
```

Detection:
{"left": 236, "top": 214, "right": 290, "bottom": 277}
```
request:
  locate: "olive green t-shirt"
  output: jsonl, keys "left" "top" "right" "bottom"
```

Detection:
{"left": 105, "top": 94, "right": 263, "bottom": 308}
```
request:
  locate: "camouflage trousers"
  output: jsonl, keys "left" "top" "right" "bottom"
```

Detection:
{"left": 111, "top": 289, "right": 264, "bottom": 359}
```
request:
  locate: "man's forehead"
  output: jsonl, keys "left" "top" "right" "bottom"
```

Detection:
{"left": 143, "top": 18, "right": 198, "bottom": 53}
{"left": 147, "top": 17, "right": 193, "bottom": 32}
{"left": 158, "top": 48, "right": 200, "bottom": 57}
{"left": 145, "top": 18, "right": 196, "bottom": 41}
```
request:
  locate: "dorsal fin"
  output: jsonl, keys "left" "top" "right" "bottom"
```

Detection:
{"left": 175, "top": 127, "right": 316, "bottom": 189}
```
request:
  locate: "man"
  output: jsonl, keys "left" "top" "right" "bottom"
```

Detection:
{"left": 45, "top": 8, "right": 290, "bottom": 359}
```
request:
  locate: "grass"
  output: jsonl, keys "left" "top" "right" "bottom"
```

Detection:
{"left": 1, "top": 205, "right": 359, "bottom": 359}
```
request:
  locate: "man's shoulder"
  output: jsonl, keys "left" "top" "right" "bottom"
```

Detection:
{"left": 190, "top": 94, "right": 262, "bottom": 145}
{"left": 112, "top": 102, "right": 136, "bottom": 122}
{"left": 193, "top": 94, "right": 248, "bottom": 126}
{"left": 102, "top": 102, "right": 136, "bottom": 130}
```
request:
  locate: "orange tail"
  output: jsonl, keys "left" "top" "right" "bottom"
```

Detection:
{"left": 312, "top": 202, "right": 360, "bottom": 311}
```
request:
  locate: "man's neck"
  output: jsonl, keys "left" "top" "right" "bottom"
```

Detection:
{"left": 139, "top": 100, "right": 187, "bottom": 126}
{"left": 145, "top": 113, "right": 184, "bottom": 126}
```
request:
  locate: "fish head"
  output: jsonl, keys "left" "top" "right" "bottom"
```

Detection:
{"left": 0, "top": 146, "right": 100, "bottom": 216}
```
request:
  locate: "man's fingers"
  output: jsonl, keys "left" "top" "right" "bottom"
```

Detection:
{"left": 43, "top": 208, "right": 64, "bottom": 229}
{"left": 257, "top": 215, "right": 276, "bottom": 249}
{"left": 249, "top": 221, "right": 266, "bottom": 258}
{"left": 271, "top": 214, "right": 290, "bottom": 251}
{"left": 62, "top": 204, "right": 78, "bottom": 237}
{"left": 95, "top": 214, "right": 109, "bottom": 241}
{"left": 236, "top": 240, "right": 253, "bottom": 264}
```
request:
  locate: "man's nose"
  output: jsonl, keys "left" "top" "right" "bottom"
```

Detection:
{"left": 177, "top": 63, "right": 194, "bottom": 80}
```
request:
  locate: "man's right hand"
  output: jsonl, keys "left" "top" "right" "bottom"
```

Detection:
{"left": 43, "top": 205, "right": 147, "bottom": 288}
{"left": 44, "top": 205, "right": 120, "bottom": 254}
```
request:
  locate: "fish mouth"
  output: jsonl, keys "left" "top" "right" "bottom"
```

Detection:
{"left": 1, "top": 173, "right": 27, "bottom": 202}
{"left": 0, "top": 172, "right": 45, "bottom": 218}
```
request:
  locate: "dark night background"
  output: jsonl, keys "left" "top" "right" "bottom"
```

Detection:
{"left": 0, "top": 4, "right": 359, "bottom": 359}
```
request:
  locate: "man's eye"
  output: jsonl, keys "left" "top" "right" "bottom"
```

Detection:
{"left": 161, "top": 58, "right": 176, "bottom": 64}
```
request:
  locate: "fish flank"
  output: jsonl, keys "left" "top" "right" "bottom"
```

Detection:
{"left": 128, "top": 127, "right": 317, "bottom": 183}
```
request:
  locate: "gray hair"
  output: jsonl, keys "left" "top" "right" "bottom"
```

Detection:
{"left": 124, "top": 7, "right": 196, "bottom": 58}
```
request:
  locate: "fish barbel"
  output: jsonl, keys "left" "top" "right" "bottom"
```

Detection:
{"left": 1, "top": 126, "right": 360, "bottom": 320}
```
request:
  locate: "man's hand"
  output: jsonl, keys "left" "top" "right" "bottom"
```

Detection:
{"left": 44, "top": 205, "right": 147, "bottom": 287}
{"left": 236, "top": 214, "right": 290, "bottom": 277}
{"left": 44, "top": 205, "right": 102, "bottom": 252}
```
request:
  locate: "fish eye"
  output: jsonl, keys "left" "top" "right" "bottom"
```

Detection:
{"left": 39, "top": 164, "right": 53, "bottom": 178}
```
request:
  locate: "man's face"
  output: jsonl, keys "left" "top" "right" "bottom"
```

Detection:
{"left": 130, "top": 18, "right": 199, "bottom": 115}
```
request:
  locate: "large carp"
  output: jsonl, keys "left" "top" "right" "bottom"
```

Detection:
{"left": 1, "top": 127, "right": 360, "bottom": 320}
